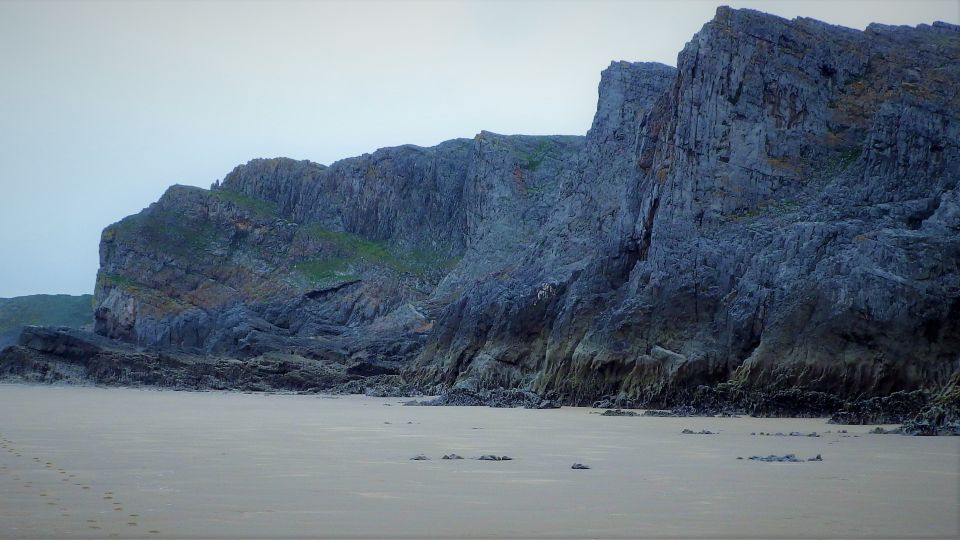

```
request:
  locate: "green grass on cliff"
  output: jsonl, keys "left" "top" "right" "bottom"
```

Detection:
{"left": 105, "top": 213, "right": 219, "bottom": 259}
{"left": 210, "top": 190, "right": 279, "bottom": 217}
{"left": 97, "top": 273, "right": 189, "bottom": 313}
{"left": 293, "top": 258, "right": 358, "bottom": 284}
{"left": 301, "top": 225, "right": 394, "bottom": 265}
{"left": 0, "top": 294, "right": 93, "bottom": 348}
{"left": 294, "top": 224, "right": 459, "bottom": 285}
{"left": 517, "top": 139, "right": 553, "bottom": 172}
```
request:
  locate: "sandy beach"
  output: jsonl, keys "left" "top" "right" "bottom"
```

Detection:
{"left": 0, "top": 384, "right": 957, "bottom": 539}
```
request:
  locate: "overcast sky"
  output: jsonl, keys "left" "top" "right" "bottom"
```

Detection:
{"left": 1, "top": 0, "right": 957, "bottom": 298}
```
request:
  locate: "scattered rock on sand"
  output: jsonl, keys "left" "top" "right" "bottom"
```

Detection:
{"left": 410, "top": 454, "right": 430, "bottom": 460}
{"left": 477, "top": 455, "right": 513, "bottom": 461}
{"left": 441, "top": 454, "right": 464, "bottom": 460}
{"left": 642, "top": 406, "right": 698, "bottom": 417}
{"left": 571, "top": 463, "right": 590, "bottom": 469}
{"left": 413, "top": 389, "right": 558, "bottom": 409}
{"left": 869, "top": 426, "right": 902, "bottom": 434}
{"left": 681, "top": 429, "right": 715, "bottom": 434}
{"left": 747, "top": 454, "right": 823, "bottom": 463}
{"left": 749, "top": 454, "right": 802, "bottom": 462}
{"left": 601, "top": 409, "right": 639, "bottom": 417}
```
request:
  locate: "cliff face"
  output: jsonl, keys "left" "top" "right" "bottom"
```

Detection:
{"left": 412, "top": 10, "right": 960, "bottom": 406}
{"left": 4, "top": 8, "right": 959, "bottom": 410}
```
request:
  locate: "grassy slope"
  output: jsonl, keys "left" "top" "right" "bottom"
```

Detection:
{"left": 0, "top": 294, "right": 94, "bottom": 348}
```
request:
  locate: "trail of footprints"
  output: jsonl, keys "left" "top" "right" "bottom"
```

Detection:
{"left": 0, "top": 432, "right": 161, "bottom": 535}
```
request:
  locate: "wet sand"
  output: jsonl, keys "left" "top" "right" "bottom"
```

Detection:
{"left": 0, "top": 384, "right": 957, "bottom": 539}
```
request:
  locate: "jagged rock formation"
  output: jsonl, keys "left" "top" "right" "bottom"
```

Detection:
{"left": 3, "top": 8, "right": 958, "bottom": 419}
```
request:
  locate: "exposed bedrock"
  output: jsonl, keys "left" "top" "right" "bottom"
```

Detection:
{"left": 3, "top": 8, "right": 958, "bottom": 418}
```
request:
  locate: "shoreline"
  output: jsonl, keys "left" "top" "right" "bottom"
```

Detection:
{"left": 0, "top": 380, "right": 941, "bottom": 431}
{"left": 1, "top": 385, "right": 956, "bottom": 538}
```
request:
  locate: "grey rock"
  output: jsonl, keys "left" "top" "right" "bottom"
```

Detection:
{"left": 409, "top": 454, "right": 430, "bottom": 460}
{"left": 748, "top": 454, "right": 803, "bottom": 463}
{"left": 417, "top": 388, "right": 557, "bottom": 409}
{"left": 601, "top": 409, "right": 639, "bottom": 417}
{"left": 2, "top": 8, "right": 958, "bottom": 422}
{"left": 571, "top": 463, "right": 591, "bottom": 469}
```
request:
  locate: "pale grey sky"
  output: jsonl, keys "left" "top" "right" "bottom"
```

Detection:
{"left": 1, "top": 0, "right": 957, "bottom": 297}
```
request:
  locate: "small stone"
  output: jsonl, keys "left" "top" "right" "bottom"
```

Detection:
{"left": 571, "top": 463, "right": 590, "bottom": 469}
{"left": 748, "top": 454, "right": 802, "bottom": 463}
{"left": 410, "top": 454, "right": 430, "bottom": 460}
{"left": 441, "top": 454, "right": 464, "bottom": 460}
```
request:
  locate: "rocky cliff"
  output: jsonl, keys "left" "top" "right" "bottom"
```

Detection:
{"left": 3, "top": 8, "right": 958, "bottom": 419}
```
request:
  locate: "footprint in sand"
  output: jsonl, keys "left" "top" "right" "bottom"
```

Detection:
{"left": 104, "top": 496, "right": 113, "bottom": 500}
{"left": 127, "top": 522, "right": 138, "bottom": 526}
{"left": 148, "top": 531, "right": 160, "bottom": 534}
{"left": 129, "top": 514, "right": 139, "bottom": 518}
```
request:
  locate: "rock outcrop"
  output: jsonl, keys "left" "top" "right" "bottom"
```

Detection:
{"left": 0, "top": 294, "right": 93, "bottom": 349}
{"left": 3, "top": 8, "right": 958, "bottom": 420}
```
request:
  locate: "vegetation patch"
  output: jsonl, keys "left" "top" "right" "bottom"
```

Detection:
{"left": 517, "top": 139, "right": 553, "bottom": 172}
{"left": 104, "top": 211, "right": 220, "bottom": 258}
{"left": 210, "top": 190, "right": 278, "bottom": 217}
{"left": 295, "top": 224, "right": 460, "bottom": 282}
{"left": 293, "top": 258, "right": 358, "bottom": 285}
{"left": 0, "top": 294, "right": 94, "bottom": 347}
{"left": 837, "top": 146, "right": 862, "bottom": 169}
{"left": 97, "top": 273, "right": 189, "bottom": 313}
